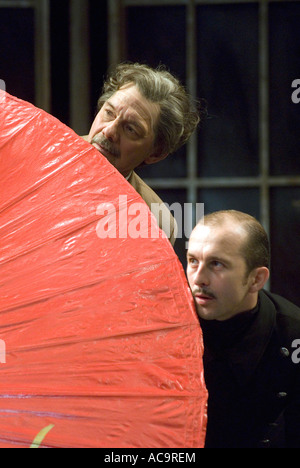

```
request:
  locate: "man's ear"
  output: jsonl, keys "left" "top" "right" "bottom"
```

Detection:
{"left": 249, "top": 267, "right": 270, "bottom": 293}
{"left": 144, "top": 150, "right": 169, "bottom": 165}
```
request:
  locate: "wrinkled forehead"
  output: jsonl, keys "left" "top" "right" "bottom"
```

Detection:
{"left": 107, "top": 84, "right": 160, "bottom": 130}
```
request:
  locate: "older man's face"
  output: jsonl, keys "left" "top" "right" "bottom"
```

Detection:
{"left": 87, "top": 84, "right": 161, "bottom": 178}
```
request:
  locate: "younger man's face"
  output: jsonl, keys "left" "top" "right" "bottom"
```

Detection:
{"left": 186, "top": 222, "right": 258, "bottom": 321}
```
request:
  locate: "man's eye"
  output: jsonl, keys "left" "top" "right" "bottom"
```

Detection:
{"left": 125, "top": 124, "right": 138, "bottom": 136}
{"left": 211, "top": 260, "right": 223, "bottom": 268}
{"left": 126, "top": 125, "right": 136, "bottom": 133}
{"left": 188, "top": 258, "right": 198, "bottom": 266}
{"left": 104, "top": 109, "right": 114, "bottom": 118}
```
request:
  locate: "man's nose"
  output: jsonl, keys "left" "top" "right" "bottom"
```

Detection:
{"left": 101, "top": 120, "right": 119, "bottom": 142}
{"left": 194, "top": 264, "right": 210, "bottom": 287}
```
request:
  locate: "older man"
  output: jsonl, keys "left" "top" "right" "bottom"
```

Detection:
{"left": 187, "top": 210, "right": 300, "bottom": 448}
{"left": 83, "top": 62, "right": 203, "bottom": 245}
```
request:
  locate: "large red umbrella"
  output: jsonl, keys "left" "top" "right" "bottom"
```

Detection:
{"left": 0, "top": 91, "right": 207, "bottom": 448}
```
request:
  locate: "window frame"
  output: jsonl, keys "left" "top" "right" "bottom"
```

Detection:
{"left": 108, "top": 0, "right": 300, "bottom": 239}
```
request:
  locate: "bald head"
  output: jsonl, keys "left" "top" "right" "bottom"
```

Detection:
{"left": 193, "top": 210, "right": 270, "bottom": 275}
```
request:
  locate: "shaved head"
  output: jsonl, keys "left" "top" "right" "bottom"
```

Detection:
{"left": 194, "top": 210, "right": 270, "bottom": 275}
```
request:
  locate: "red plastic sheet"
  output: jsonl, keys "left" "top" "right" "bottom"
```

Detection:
{"left": 0, "top": 92, "right": 207, "bottom": 448}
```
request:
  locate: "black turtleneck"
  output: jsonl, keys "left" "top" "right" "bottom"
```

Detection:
{"left": 200, "top": 299, "right": 261, "bottom": 448}
{"left": 200, "top": 299, "right": 260, "bottom": 354}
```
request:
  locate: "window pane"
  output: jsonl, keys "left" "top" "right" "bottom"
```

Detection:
{"left": 90, "top": 0, "right": 108, "bottom": 120}
{"left": 197, "top": 4, "right": 259, "bottom": 178}
{"left": 50, "top": 0, "right": 70, "bottom": 125}
{"left": 126, "top": 6, "right": 187, "bottom": 179}
{"left": 270, "top": 187, "right": 300, "bottom": 307}
{"left": 126, "top": 6, "right": 186, "bottom": 83}
{"left": 0, "top": 8, "right": 35, "bottom": 103}
{"left": 197, "top": 188, "right": 260, "bottom": 219}
{"left": 135, "top": 146, "right": 187, "bottom": 179}
{"left": 269, "top": 2, "right": 300, "bottom": 176}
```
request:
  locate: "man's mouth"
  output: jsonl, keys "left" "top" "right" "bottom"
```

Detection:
{"left": 92, "top": 142, "right": 112, "bottom": 158}
{"left": 193, "top": 290, "right": 216, "bottom": 305}
{"left": 91, "top": 136, "right": 120, "bottom": 159}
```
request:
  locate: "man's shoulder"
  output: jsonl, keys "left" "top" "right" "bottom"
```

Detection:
{"left": 128, "top": 172, "right": 164, "bottom": 205}
{"left": 261, "top": 290, "right": 300, "bottom": 338}
{"left": 128, "top": 171, "right": 178, "bottom": 245}
{"left": 128, "top": 172, "right": 173, "bottom": 216}
{"left": 262, "top": 290, "right": 300, "bottom": 317}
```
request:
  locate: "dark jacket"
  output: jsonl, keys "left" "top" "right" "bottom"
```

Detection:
{"left": 201, "top": 290, "right": 300, "bottom": 448}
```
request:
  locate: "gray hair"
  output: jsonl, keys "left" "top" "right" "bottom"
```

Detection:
{"left": 97, "top": 62, "right": 204, "bottom": 156}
